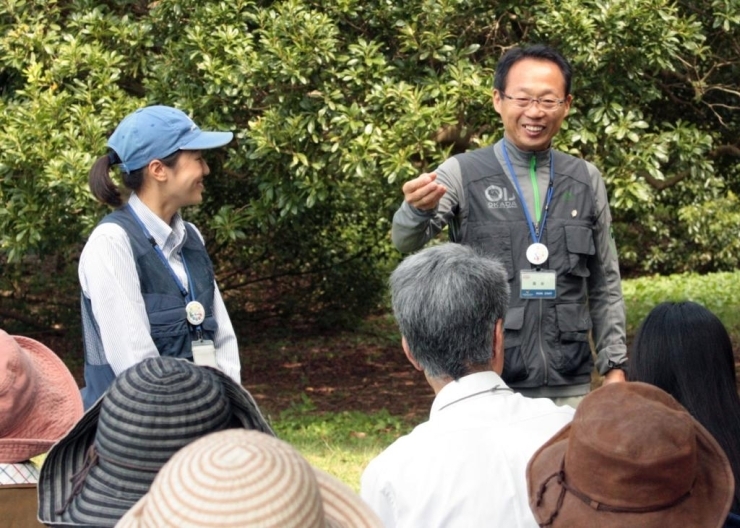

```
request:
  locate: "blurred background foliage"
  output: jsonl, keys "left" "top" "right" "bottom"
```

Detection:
{"left": 1, "top": 0, "right": 738, "bottom": 341}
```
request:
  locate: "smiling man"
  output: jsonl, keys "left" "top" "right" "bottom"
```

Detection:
{"left": 391, "top": 45, "right": 627, "bottom": 406}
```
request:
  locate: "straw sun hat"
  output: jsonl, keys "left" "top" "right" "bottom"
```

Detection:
{"left": 117, "top": 429, "right": 384, "bottom": 528}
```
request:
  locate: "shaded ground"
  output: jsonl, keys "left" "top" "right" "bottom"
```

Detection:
{"left": 239, "top": 315, "right": 434, "bottom": 422}
{"left": 43, "top": 314, "right": 434, "bottom": 423}
{"left": 37, "top": 312, "right": 740, "bottom": 423}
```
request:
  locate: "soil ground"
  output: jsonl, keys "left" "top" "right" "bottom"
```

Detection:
{"left": 42, "top": 312, "right": 740, "bottom": 422}
{"left": 46, "top": 314, "right": 435, "bottom": 422}
{"left": 239, "top": 315, "right": 435, "bottom": 422}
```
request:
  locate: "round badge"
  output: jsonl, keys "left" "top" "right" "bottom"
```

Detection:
{"left": 185, "top": 301, "right": 206, "bottom": 326}
{"left": 526, "top": 243, "right": 549, "bottom": 266}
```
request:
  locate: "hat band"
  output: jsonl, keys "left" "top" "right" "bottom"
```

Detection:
{"left": 535, "top": 462, "right": 696, "bottom": 527}
{"left": 56, "top": 445, "right": 161, "bottom": 515}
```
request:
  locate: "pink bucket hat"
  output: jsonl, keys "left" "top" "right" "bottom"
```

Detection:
{"left": 117, "top": 429, "right": 384, "bottom": 528}
{"left": 0, "top": 330, "right": 83, "bottom": 462}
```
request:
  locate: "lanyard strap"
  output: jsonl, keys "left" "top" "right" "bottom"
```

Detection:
{"left": 126, "top": 204, "right": 195, "bottom": 302}
{"left": 502, "top": 141, "right": 555, "bottom": 242}
{"left": 530, "top": 156, "right": 541, "bottom": 224}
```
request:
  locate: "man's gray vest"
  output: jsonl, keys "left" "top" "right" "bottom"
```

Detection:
{"left": 457, "top": 147, "right": 596, "bottom": 390}
{"left": 80, "top": 208, "right": 217, "bottom": 408}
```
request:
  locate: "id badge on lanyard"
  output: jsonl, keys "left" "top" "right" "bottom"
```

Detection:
{"left": 502, "top": 142, "right": 558, "bottom": 300}
{"left": 186, "top": 300, "right": 219, "bottom": 369}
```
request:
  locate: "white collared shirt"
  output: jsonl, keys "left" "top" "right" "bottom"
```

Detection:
{"left": 79, "top": 193, "right": 241, "bottom": 382}
{"left": 360, "top": 371, "right": 574, "bottom": 528}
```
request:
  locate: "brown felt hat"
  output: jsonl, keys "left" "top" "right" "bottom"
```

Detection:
{"left": 527, "top": 382, "right": 734, "bottom": 528}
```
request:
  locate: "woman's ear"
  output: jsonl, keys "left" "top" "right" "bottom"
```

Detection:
{"left": 146, "top": 159, "right": 169, "bottom": 183}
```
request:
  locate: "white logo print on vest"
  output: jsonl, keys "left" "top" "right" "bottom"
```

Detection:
{"left": 484, "top": 185, "right": 518, "bottom": 209}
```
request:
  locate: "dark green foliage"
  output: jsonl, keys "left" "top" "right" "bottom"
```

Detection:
{"left": 1, "top": 0, "right": 738, "bottom": 334}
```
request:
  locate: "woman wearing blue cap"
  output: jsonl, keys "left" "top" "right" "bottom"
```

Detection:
{"left": 80, "top": 105, "right": 240, "bottom": 409}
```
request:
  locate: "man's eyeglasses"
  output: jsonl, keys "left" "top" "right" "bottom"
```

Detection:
{"left": 500, "top": 93, "right": 566, "bottom": 111}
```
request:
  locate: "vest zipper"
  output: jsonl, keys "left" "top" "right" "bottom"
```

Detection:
{"left": 538, "top": 298, "right": 548, "bottom": 384}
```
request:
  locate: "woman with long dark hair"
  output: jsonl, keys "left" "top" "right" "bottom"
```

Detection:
{"left": 630, "top": 301, "right": 740, "bottom": 525}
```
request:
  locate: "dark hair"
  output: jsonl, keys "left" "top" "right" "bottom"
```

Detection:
{"left": 390, "top": 243, "right": 510, "bottom": 380}
{"left": 88, "top": 150, "right": 182, "bottom": 207}
{"left": 494, "top": 44, "right": 573, "bottom": 97}
{"left": 629, "top": 301, "right": 740, "bottom": 513}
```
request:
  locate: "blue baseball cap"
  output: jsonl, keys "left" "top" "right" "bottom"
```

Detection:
{"left": 107, "top": 105, "right": 234, "bottom": 173}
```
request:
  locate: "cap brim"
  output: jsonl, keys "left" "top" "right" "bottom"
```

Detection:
{"left": 526, "top": 419, "right": 734, "bottom": 528}
{"left": 181, "top": 131, "right": 233, "bottom": 151}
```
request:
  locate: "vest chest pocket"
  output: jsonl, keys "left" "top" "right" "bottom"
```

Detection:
{"left": 563, "top": 225, "right": 595, "bottom": 277}
{"left": 502, "top": 305, "right": 528, "bottom": 382}
{"left": 470, "top": 228, "right": 515, "bottom": 281}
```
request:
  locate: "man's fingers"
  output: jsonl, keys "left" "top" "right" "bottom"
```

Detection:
{"left": 402, "top": 172, "right": 437, "bottom": 195}
{"left": 402, "top": 173, "right": 446, "bottom": 211}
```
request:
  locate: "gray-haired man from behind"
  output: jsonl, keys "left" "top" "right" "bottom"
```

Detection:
{"left": 360, "top": 243, "right": 575, "bottom": 528}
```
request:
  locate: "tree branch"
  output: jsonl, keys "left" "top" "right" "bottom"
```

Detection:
{"left": 640, "top": 169, "right": 690, "bottom": 191}
{"left": 710, "top": 144, "right": 740, "bottom": 158}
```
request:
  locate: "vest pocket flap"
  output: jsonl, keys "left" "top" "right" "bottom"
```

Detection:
{"left": 555, "top": 303, "right": 592, "bottom": 333}
{"left": 504, "top": 305, "right": 525, "bottom": 331}
{"left": 564, "top": 225, "right": 595, "bottom": 255}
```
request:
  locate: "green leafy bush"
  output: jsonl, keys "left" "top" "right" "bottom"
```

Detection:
{"left": 1, "top": 0, "right": 738, "bottom": 335}
{"left": 623, "top": 270, "right": 740, "bottom": 341}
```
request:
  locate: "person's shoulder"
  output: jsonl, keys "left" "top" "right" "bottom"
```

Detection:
{"left": 439, "top": 144, "right": 497, "bottom": 179}
{"left": 507, "top": 393, "right": 576, "bottom": 422}
{"left": 364, "top": 422, "right": 429, "bottom": 470}
{"left": 83, "top": 220, "right": 128, "bottom": 247}
{"left": 181, "top": 219, "right": 206, "bottom": 244}
{"left": 452, "top": 143, "right": 496, "bottom": 162}
{"left": 552, "top": 149, "right": 602, "bottom": 174}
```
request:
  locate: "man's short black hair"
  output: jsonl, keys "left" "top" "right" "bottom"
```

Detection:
{"left": 494, "top": 44, "right": 573, "bottom": 96}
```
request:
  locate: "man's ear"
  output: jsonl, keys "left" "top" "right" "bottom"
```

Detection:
{"left": 491, "top": 319, "right": 505, "bottom": 375}
{"left": 402, "top": 336, "right": 423, "bottom": 372}
{"left": 492, "top": 89, "right": 503, "bottom": 114}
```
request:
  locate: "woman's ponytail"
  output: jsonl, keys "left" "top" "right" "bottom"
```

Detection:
{"left": 88, "top": 151, "right": 122, "bottom": 207}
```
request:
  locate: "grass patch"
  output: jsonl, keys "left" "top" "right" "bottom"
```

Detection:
{"left": 272, "top": 395, "right": 417, "bottom": 492}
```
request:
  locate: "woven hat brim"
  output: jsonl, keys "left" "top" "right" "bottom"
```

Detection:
{"left": 0, "top": 335, "right": 83, "bottom": 463}
{"left": 314, "top": 468, "right": 384, "bottom": 528}
{"left": 117, "top": 464, "right": 384, "bottom": 528}
{"left": 208, "top": 367, "right": 274, "bottom": 435}
{"left": 38, "top": 364, "right": 275, "bottom": 526}
{"left": 526, "top": 418, "right": 735, "bottom": 528}
{"left": 37, "top": 396, "right": 102, "bottom": 525}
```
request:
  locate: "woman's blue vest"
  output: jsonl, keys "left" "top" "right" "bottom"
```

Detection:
{"left": 80, "top": 208, "right": 217, "bottom": 409}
